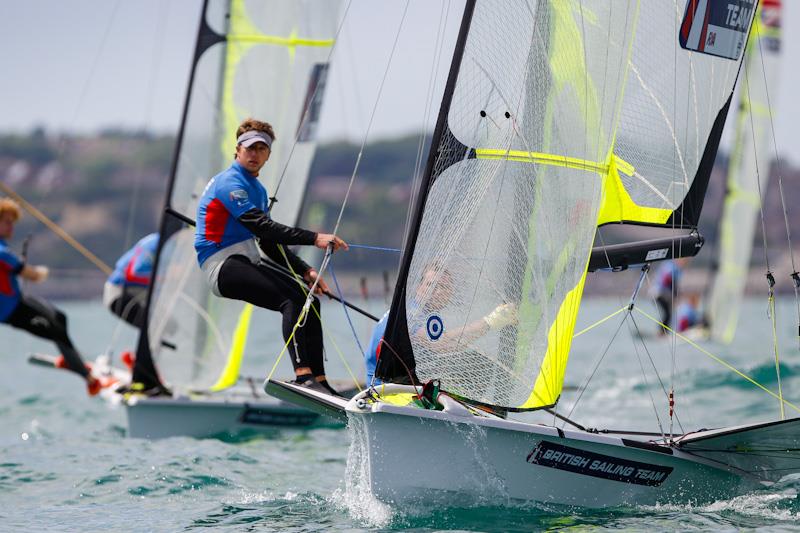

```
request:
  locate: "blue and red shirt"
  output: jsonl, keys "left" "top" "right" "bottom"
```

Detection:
{"left": 0, "top": 239, "right": 23, "bottom": 322}
{"left": 108, "top": 233, "right": 159, "bottom": 288}
{"left": 651, "top": 260, "right": 682, "bottom": 297}
{"left": 195, "top": 161, "right": 268, "bottom": 266}
{"left": 677, "top": 302, "right": 699, "bottom": 332}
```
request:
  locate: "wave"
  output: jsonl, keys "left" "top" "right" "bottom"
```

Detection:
{"left": 691, "top": 360, "right": 800, "bottom": 391}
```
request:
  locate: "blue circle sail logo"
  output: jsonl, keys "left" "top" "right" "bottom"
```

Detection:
{"left": 426, "top": 314, "right": 444, "bottom": 340}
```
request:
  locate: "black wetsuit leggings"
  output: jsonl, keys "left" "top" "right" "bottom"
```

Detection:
{"left": 109, "top": 289, "right": 146, "bottom": 329}
{"left": 656, "top": 295, "right": 672, "bottom": 332}
{"left": 6, "top": 295, "right": 88, "bottom": 377}
{"left": 217, "top": 255, "right": 325, "bottom": 376}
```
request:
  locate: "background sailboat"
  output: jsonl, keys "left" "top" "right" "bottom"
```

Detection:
{"left": 125, "top": 0, "right": 345, "bottom": 439}
{"left": 707, "top": 0, "right": 783, "bottom": 343}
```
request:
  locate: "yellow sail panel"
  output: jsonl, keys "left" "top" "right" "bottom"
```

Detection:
{"left": 520, "top": 270, "right": 587, "bottom": 409}
{"left": 596, "top": 153, "right": 672, "bottom": 226}
{"left": 209, "top": 304, "right": 253, "bottom": 392}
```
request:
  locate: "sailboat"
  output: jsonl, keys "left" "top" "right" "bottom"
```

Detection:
{"left": 707, "top": 0, "right": 782, "bottom": 343}
{"left": 121, "top": 0, "right": 346, "bottom": 439}
{"left": 268, "top": 0, "right": 800, "bottom": 508}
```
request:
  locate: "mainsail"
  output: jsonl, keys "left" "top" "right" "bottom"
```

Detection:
{"left": 132, "top": 0, "right": 342, "bottom": 392}
{"left": 708, "top": 0, "right": 782, "bottom": 343}
{"left": 376, "top": 0, "right": 756, "bottom": 411}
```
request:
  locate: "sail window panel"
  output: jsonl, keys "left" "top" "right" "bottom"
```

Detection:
{"left": 612, "top": 0, "right": 744, "bottom": 215}
{"left": 407, "top": 158, "right": 600, "bottom": 408}
{"left": 446, "top": 0, "right": 636, "bottom": 166}
{"left": 148, "top": 229, "right": 243, "bottom": 390}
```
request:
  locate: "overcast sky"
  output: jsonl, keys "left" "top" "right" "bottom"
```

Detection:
{"left": 0, "top": 0, "right": 798, "bottom": 162}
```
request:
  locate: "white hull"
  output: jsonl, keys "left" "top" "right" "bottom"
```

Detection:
{"left": 124, "top": 390, "right": 334, "bottom": 439}
{"left": 345, "top": 386, "right": 765, "bottom": 508}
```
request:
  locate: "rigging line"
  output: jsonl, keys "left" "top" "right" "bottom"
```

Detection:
{"left": 563, "top": 310, "right": 629, "bottom": 425}
{"left": 629, "top": 312, "right": 685, "bottom": 434}
{"left": 744, "top": 51, "right": 773, "bottom": 279}
{"left": 633, "top": 306, "right": 800, "bottom": 415}
{"left": 328, "top": 260, "right": 367, "bottom": 357}
{"left": 122, "top": 0, "right": 168, "bottom": 254}
{"left": 106, "top": 4, "right": 169, "bottom": 358}
{"left": 572, "top": 305, "right": 628, "bottom": 338}
{"left": 348, "top": 244, "right": 402, "bottom": 253}
{"left": 330, "top": 0, "right": 412, "bottom": 238}
{"left": 743, "top": 37, "right": 784, "bottom": 418}
{"left": 272, "top": 0, "right": 353, "bottom": 202}
{"left": 406, "top": 0, "right": 451, "bottom": 251}
{"left": 627, "top": 313, "right": 667, "bottom": 440}
{"left": 769, "top": 294, "right": 785, "bottom": 420}
{"left": 275, "top": 244, "right": 361, "bottom": 387}
{"left": 754, "top": 19, "right": 800, "bottom": 349}
{"left": 0, "top": 182, "right": 112, "bottom": 275}
{"left": 56, "top": 0, "right": 122, "bottom": 159}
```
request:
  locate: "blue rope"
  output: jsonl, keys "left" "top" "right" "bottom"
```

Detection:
{"left": 348, "top": 243, "right": 402, "bottom": 253}
{"left": 328, "top": 260, "right": 368, "bottom": 358}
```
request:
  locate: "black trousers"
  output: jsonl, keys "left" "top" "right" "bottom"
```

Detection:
{"left": 109, "top": 289, "right": 146, "bottom": 329}
{"left": 217, "top": 255, "right": 325, "bottom": 375}
{"left": 656, "top": 295, "right": 672, "bottom": 332}
{"left": 6, "top": 295, "right": 88, "bottom": 377}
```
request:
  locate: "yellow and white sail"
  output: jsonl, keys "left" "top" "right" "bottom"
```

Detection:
{"left": 708, "top": 0, "right": 782, "bottom": 344}
{"left": 378, "top": 0, "right": 756, "bottom": 411}
{"left": 144, "top": 0, "right": 342, "bottom": 392}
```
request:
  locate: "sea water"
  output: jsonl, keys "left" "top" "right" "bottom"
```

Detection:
{"left": 1, "top": 297, "right": 800, "bottom": 531}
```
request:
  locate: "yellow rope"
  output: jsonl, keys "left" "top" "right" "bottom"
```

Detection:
{"left": 634, "top": 306, "right": 800, "bottom": 414}
{"left": 269, "top": 245, "right": 362, "bottom": 389}
{"left": 0, "top": 182, "right": 112, "bottom": 275}
{"left": 769, "top": 295, "right": 785, "bottom": 420}
{"left": 573, "top": 305, "right": 628, "bottom": 338}
{"left": 265, "top": 313, "right": 303, "bottom": 381}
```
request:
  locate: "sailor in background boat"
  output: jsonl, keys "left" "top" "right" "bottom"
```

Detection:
{"left": 0, "top": 197, "right": 106, "bottom": 395}
{"left": 676, "top": 292, "right": 707, "bottom": 333}
{"left": 650, "top": 258, "right": 686, "bottom": 335}
{"left": 103, "top": 232, "right": 158, "bottom": 329}
{"left": 195, "top": 118, "right": 348, "bottom": 396}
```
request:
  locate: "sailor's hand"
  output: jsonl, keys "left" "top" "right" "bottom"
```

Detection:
{"left": 314, "top": 233, "right": 349, "bottom": 252}
{"left": 22, "top": 264, "right": 49, "bottom": 282}
{"left": 483, "top": 303, "right": 518, "bottom": 330}
{"left": 304, "top": 268, "right": 330, "bottom": 295}
{"left": 35, "top": 265, "right": 49, "bottom": 282}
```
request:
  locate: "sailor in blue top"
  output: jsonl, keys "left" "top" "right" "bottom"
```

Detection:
{"left": 104, "top": 232, "right": 159, "bottom": 328}
{"left": 194, "top": 118, "right": 348, "bottom": 395}
{"left": 0, "top": 198, "right": 105, "bottom": 396}
{"left": 650, "top": 258, "right": 687, "bottom": 335}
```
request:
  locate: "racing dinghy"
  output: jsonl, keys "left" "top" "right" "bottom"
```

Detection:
{"left": 269, "top": 0, "right": 800, "bottom": 508}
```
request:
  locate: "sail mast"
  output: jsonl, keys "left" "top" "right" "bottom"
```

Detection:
{"left": 376, "top": 0, "right": 476, "bottom": 383}
{"left": 133, "top": 0, "right": 221, "bottom": 390}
